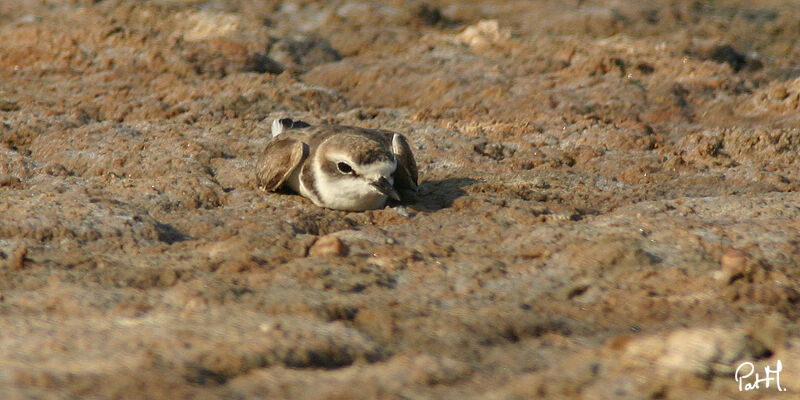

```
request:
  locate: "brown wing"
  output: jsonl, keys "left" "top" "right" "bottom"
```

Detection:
{"left": 391, "top": 133, "right": 418, "bottom": 194}
{"left": 256, "top": 137, "right": 307, "bottom": 191}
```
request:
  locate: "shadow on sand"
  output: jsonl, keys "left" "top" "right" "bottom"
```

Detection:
{"left": 407, "top": 177, "right": 480, "bottom": 211}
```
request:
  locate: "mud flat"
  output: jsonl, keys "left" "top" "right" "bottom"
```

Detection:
{"left": 1, "top": 1, "right": 799, "bottom": 398}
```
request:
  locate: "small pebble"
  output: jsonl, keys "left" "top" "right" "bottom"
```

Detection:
{"left": 392, "top": 206, "right": 414, "bottom": 218}
{"left": 720, "top": 248, "right": 747, "bottom": 270}
{"left": 531, "top": 177, "right": 549, "bottom": 189}
{"left": 677, "top": 205, "right": 694, "bottom": 216}
{"left": 309, "top": 235, "right": 346, "bottom": 257}
{"left": 4, "top": 245, "right": 27, "bottom": 270}
{"left": 769, "top": 87, "right": 789, "bottom": 101}
{"left": 0, "top": 174, "right": 21, "bottom": 187}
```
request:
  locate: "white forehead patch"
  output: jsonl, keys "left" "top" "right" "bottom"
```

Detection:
{"left": 358, "top": 159, "right": 397, "bottom": 180}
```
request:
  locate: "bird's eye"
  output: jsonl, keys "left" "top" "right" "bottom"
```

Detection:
{"left": 337, "top": 162, "right": 353, "bottom": 174}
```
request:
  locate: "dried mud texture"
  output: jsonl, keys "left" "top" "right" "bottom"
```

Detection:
{"left": 1, "top": 0, "right": 799, "bottom": 399}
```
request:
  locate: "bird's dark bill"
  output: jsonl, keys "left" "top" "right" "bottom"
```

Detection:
{"left": 371, "top": 178, "right": 401, "bottom": 201}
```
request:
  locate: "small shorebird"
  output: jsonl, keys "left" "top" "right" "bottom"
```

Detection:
{"left": 256, "top": 118, "right": 418, "bottom": 211}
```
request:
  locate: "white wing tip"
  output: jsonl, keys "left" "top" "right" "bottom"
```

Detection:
{"left": 271, "top": 118, "right": 285, "bottom": 137}
{"left": 272, "top": 118, "right": 310, "bottom": 137}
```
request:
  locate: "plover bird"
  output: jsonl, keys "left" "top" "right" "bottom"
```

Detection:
{"left": 257, "top": 118, "right": 418, "bottom": 211}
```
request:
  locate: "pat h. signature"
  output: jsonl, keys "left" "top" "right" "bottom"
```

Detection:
{"left": 735, "top": 360, "right": 787, "bottom": 392}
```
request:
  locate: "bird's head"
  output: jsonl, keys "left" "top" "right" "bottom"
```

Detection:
{"left": 315, "top": 135, "right": 399, "bottom": 210}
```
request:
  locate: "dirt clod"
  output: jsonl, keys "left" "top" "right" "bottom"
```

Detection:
{"left": 309, "top": 235, "right": 347, "bottom": 257}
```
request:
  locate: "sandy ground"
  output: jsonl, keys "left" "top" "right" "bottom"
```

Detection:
{"left": 1, "top": 0, "right": 799, "bottom": 398}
